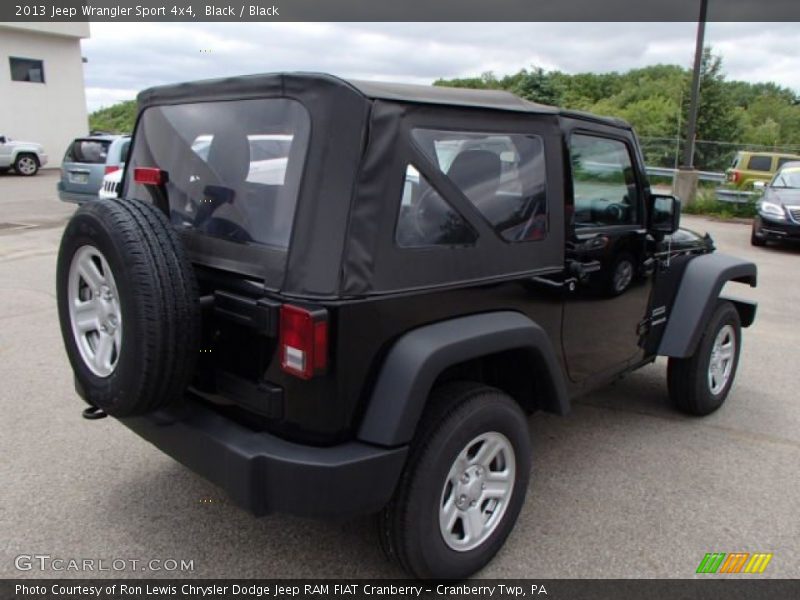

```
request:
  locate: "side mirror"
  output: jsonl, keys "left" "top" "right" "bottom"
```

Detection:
{"left": 753, "top": 180, "right": 767, "bottom": 191}
{"left": 649, "top": 194, "right": 681, "bottom": 235}
{"left": 0, "top": 136, "right": 6, "bottom": 144}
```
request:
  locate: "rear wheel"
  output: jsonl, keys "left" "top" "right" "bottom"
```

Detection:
{"left": 378, "top": 382, "right": 532, "bottom": 578}
{"left": 57, "top": 198, "right": 199, "bottom": 416}
{"left": 667, "top": 301, "right": 741, "bottom": 416}
{"left": 14, "top": 153, "right": 39, "bottom": 176}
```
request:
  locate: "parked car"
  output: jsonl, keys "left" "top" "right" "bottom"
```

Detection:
{"left": 98, "top": 168, "right": 123, "bottom": 199}
{"left": 0, "top": 134, "right": 47, "bottom": 176}
{"left": 57, "top": 134, "right": 130, "bottom": 203}
{"left": 726, "top": 150, "right": 800, "bottom": 189}
{"left": 751, "top": 161, "right": 800, "bottom": 246}
{"left": 55, "top": 73, "right": 757, "bottom": 579}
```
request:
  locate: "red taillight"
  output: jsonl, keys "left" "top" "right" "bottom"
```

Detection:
{"left": 280, "top": 304, "right": 328, "bottom": 379}
{"left": 133, "top": 167, "right": 166, "bottom": 186}
{"left": 104, "top": 165, "right": 120, "bottom": 175}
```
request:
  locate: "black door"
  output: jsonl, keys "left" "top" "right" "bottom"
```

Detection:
{"left": 561, "top": 131, "right": 654, "bottom": 384}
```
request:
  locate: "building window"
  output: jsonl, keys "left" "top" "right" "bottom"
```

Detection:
{"left": 9, "top": 57, "right": 45, "bottom": 83}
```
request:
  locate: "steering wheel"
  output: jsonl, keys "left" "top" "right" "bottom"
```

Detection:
{"left": 603, "top": 202, "right": 629, "bottom": 224}
{"left": 411, "top": 186, "right": 449, "bottom": 243}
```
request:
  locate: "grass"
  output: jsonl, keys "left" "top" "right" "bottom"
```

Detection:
{"left": 682, "top": 189, "right": 757, "bottom": 219}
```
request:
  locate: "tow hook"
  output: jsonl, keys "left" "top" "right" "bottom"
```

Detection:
{"left": 82, "top": 405, "right": 107, "bottom": 420}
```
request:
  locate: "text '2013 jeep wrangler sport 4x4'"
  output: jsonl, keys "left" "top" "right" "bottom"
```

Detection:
{"left": 56, "top": 73, "right": 757, "bottom": 579}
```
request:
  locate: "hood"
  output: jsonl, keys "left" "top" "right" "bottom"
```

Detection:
{"left": 763, "top": 187, "right": 800, "bottom": 206}
{"left": 667, "top": 227, "right": 715, "bottom": 253}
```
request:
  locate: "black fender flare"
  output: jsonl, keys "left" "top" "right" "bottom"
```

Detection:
{"left": 658, "top": 252, "right": 757, "bottom": 358}
{"left": 357, "top": 311, "right": 569, "bottom": 447}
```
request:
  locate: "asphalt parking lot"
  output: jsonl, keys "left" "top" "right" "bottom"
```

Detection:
{"left": 1, "top": 171, "right": 798, "bottom": 579}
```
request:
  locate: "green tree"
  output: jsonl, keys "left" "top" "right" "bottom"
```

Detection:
{"left": 89, "top": 100, "right": 137, "bottom": 134}
{"left": 508, "top": 67, "right": 561, "bottom": 105}
{"left": 681, "top": 48, "right": 743, "bottom": 170}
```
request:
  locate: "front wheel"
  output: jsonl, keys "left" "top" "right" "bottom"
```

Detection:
{"left": 378, "top": 382, "right": 532, "bottom": 579}
{"left": 606, "top": 252, "right": 635, "bottom": 296}
{"left": 14, "top": 153, "right": 39, "bottom": 176}
{"left": 667, "top": 301, "right": 741, "bottom": 416}
{"left": 750, "top": 221, "right": 767, "bottom": 247}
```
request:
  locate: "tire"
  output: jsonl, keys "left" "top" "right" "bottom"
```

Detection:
{"left": 750, "top": 221, "right": 766, "bottom": 247}
{"left": 667, "top": 301, "right": 741, "bottom": 416}
{"left": 378, "top": 382, "right": 532, "bottom": 579}
{"left": 606, "top": 252, "right": 635, "bottom": 296}
{"left": 14, "top": 153, "right": 39, "bottom": 176}
{"left": 56, "top": 198, "right": 199, "bottom": 417}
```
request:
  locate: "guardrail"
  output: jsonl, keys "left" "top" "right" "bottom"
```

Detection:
{"left": 645, "top": 166, "right": 727, "bottom": 184}
{"left": 644, "top": 166, "right": 758, "bottom": 204}
{"left": 714, "top": 188, "right": 760, "bottom": 204}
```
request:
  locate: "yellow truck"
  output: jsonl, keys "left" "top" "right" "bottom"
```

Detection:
{"left": 726, "top": 150, "right": 800, "bottom": 188}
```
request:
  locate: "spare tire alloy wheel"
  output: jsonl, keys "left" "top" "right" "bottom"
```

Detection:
{"left": 439, "top": 432, "right": 516, "bottom": 552}
{"left": 57, "top": 198, "right": 199, "bottom": 417}
{"left": 67, "top": 246, "right": 122, "bottom": 377}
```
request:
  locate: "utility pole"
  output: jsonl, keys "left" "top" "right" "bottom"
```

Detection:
{"left": 682, "top": 0, "right": 708, "bottom": 168}
{"left": 673, "top": 0, "right": 708, "bottom": 205}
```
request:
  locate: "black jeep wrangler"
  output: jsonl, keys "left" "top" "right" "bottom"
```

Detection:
{"left": 56, "top": 73, "right": 757, "bottom": 579}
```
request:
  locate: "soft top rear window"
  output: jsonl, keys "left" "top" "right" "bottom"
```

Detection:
{"left": 126, "top": 98, "right": 310, "bottom": 251}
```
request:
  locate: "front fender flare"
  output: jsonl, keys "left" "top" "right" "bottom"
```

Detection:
{"left": 357, "top": 311, "right": 569, "bottom": 447}
{"left": 658, "top": 252, "right": 757, "bottom": 358}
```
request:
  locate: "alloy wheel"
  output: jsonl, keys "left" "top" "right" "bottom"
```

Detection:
{"left": 708, "top": 324, "right": 735, "bottom": 395}
{"left": 67, "top": 245, "right": 123, "bottom": 377}
{"left": 439, "top": 431, "right": 516, "bottom": 552}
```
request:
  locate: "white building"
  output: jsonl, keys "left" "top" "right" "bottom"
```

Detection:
{"left": 0, "top": 22, "right": 90, "bottom": 168}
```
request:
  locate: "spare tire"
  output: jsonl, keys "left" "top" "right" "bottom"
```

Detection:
{"left": 56, "top": 198, "right": 199, "bottom": 417}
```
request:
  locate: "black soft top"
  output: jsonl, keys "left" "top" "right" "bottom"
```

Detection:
{"left": 137, "top": 72, "right": 629, "bottom": 128}
{"left": 131, "top": 72, "right": 630, "bottom": 297}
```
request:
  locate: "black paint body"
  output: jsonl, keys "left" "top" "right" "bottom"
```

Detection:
{"left": 124, "top": 74, "right": 725, "bottom": 447}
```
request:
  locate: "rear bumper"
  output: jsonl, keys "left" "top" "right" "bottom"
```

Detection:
{"left": 57, "top": 182, "right": 98, "bottom": 204}
{"left": 120, "top": 401, "right": 407, "bottom": 518}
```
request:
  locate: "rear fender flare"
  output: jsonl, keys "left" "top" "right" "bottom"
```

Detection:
{"left": 357, "top": 311, "right": 569, "bottom": 447}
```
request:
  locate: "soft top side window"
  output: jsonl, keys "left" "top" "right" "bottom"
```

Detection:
{"left": 411, "top": 129, "right": 548, "bottom": 243}
{"left": 395, "top": 164, "right": 477, "bottom": 248}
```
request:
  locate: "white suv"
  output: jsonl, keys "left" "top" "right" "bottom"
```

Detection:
{"left": 0, "top": 135, "right": 48, "bottom": 176}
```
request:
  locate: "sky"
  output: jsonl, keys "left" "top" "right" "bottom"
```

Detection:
{"left": 82, "top": 22, "right": 800, "bottom": 112}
